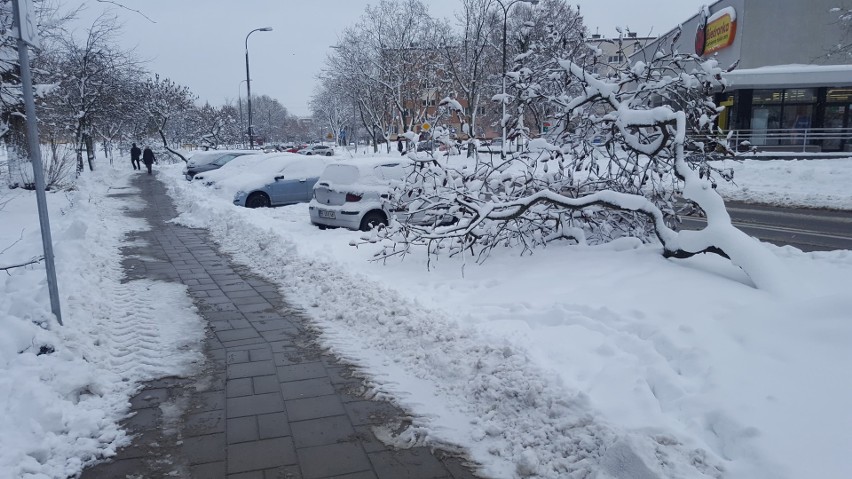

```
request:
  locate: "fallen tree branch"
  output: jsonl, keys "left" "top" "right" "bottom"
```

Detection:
{"left": 1, "top": 256, "right": 44, "bottom": 273}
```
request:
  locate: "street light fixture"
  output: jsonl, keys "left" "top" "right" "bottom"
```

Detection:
{"left": 496, "top": 0, "right": 538, "bottom": 159}
{"left": 245, "top": 26, "right": 273, "bottom": 149}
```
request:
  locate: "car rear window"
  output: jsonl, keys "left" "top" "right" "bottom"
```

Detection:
{"left": 374, "top": 164, "right": 406, "bottom": 181}
{"left": 320, "top": 164, "right": 360, "bottom": 184}
{"left": 281, "top": 161, "right": 326, "bottom": 178}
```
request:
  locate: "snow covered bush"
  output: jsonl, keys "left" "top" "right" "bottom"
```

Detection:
{"left": 373, "top": 30, "right": 789, "bottom": 292}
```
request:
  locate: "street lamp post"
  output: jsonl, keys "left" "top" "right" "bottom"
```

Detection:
{"left": 496, "top": 0, "right": 538, "bottom": 159}
{"left": 245, "top": 27, "right": 273, "bottom": 149}
{"left": 237, "top": 79, "right": 247, "bottom": 147}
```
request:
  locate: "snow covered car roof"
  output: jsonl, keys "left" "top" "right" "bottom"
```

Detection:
{"left": 186, "top": 149, "right": 255, "bottom": 166}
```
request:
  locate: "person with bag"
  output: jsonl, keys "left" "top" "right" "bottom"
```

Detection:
{"left": 142, "top": 146, "right": 156, "bottom": 175}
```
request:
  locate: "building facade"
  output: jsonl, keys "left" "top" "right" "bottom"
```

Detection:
{"left": 633, "top": 0, "right": 852, "bottom": 152}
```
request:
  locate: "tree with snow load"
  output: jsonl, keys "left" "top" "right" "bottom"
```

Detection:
{"left": 374, "top": 29, "right": 787, "bottom": 293}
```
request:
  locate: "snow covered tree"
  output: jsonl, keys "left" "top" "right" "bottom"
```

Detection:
{"left": 45, "top": 14, "right": 142, "bottom": 175}
{"left": 311, "top": 78, "right": 353, "bottom": 146}
{"left": 248, "top": 95, "right": 289, "bottom": 144}
{"left": 437, "top": 0, "right": 500, "bottom": 152}
{"left": 1, "top": 0, "right": 76, "bottom": 187}
{"left": 139, "top": 74, "right": 195, "bottom": 162}
{"left": 372, "top": 31, "right": 787, "bottom": 293}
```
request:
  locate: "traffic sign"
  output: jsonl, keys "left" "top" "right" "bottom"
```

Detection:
{"left": 421, "top": 122, "right": 431, "bottom": 131}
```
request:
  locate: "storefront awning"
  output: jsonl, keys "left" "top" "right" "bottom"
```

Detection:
{"left": 722, "top": 64, "right": 852, "bottom": 89}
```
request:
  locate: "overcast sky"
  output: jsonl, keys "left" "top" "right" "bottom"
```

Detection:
{"left": 63, "top": 0, "right": 706, "bottom": 116}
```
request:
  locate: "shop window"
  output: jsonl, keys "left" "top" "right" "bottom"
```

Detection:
{"left": 752, "top": 89, "right": 783, "bottom": 104}
{"left": 783, "top": 89, "right": 816, "bottom": 104}
{"left": 827, "top": 88, "right": 852, "bottom": 102}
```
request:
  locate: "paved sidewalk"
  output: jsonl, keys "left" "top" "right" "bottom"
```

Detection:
{"left": 81, "top": 172, "right": 479, "bottom": 479}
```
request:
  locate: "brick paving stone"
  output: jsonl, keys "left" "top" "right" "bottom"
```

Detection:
{"left": 252, "top": 375, "right": 280, "bottom": 394}
{"left": 286, "top": 394, "right": 345, "bottom": 422}
{"left": 227, "top": 392, "right": 286, "bottom": 417}
{"left": 297, "top": 443, "right": 372, "bottom": 479}
{"left": 227, "top": 437, "right": 297, "bottom": 474}
{"left": 227, "top": 416, "right": 259, "bottom": 444}
{"left": 182, "top": 433, "right": 226, "bottom": 465}
{"left": 280, "top": 377, "right": 336, "bottom": 401}
{"left": 228, "top": 360, "right": 276, "bottom": 379}
{"left": 227, "top": 378, "right": 254, "bottom": 398}
{"left": 368, "top": 448, "right": 449, "bottom": 479}
{"left": 257, "top": 411, "right": 292, "bottom": 439}
{"left": 190, "top": 461, "right": 227, "bottom": 478}
{"left": 290, "top": 415, "right": 356, "bottom": 448}
{"left": 277, "top": 362, "right": 326, "bottom": 382}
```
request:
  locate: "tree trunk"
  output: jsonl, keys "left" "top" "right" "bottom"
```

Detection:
{"left": 5, "top": 113, "right": 30, "bottom": 188}
{"left": 85, "top": 133, "right": 95, "bottom": 171}
{"left": 75, "top": 122, "right": 85, "bottom": 176}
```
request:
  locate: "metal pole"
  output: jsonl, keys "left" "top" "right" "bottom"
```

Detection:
{"left": 237, "top": 95, "right": 244, "bottom": 147}
{"left": 245, "top": 27, "right": 272, "bottom": 150}
{"left": 501, "top": 1, "right": 508, "bottom": 160}
{"left": 245, "top": 45, "right": 254, "bottom": 149}
{"left": 13, "top": 0, "right": 62, "bottom": 325}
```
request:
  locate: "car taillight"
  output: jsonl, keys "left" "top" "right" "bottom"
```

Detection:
{"left": 345, "top": 193, "right": 362, "bottom": 202}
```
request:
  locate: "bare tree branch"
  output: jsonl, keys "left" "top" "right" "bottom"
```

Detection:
{"left": 95, "top": 0, "right": 157, "bottom": 23}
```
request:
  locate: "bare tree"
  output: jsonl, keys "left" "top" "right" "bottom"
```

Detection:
{"left": 438, "top": 0, "right": 500, "bottom": 151}
{"left": 46, "top": 13, "right": 142, "bottom": 175}
{"left": 139, "top": 74, "right": 195, "bottom": 162}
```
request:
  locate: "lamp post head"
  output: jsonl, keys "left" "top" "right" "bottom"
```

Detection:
{"left": 259, "top": 27, "right": 273, "bottom": 31}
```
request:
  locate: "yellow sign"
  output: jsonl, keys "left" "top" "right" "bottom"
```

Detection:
{"left": 696, "top": 7, "right": 736, "bottom": 56}
{"left": 421, "top": 122, "right": 431, "bottom": 131}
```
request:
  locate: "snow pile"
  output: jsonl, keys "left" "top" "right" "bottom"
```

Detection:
{"left": 713, "top": 157, "right": 852, "bottom": 209}
{"left": 162, "top": 162, "right": 852, "bottom": 479}
{"left": 0, "top": 170, "right": 205, "bottom": 478}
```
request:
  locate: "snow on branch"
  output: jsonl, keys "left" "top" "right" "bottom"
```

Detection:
{"left": 366, "top": 33, "right": 789, "bottom": 293}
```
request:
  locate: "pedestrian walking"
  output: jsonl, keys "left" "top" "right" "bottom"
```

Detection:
{"left": 130, "top": 143, "right": 141, "bottom": 170}
{"left": 142, "top": 146, "right": 156, "bottom": 175}
{"left": 397, "top": 136, "right": 405, "bottom": 156}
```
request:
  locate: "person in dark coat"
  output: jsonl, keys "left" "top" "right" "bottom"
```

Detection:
{"left": 130, "top": 143, "right": 141, "bottom": 170}
{"left": 142, "top": 146, "right": 156, "bottom": 175}
{"left": 397, "top": 136, "right": 404, "bottom": 155}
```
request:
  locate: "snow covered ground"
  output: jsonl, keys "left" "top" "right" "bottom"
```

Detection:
{"left": 1, "top": 153, "right": 850, "bottom": 479}
{"left": 0, "top": 170, "right": 205, "bottom": 478}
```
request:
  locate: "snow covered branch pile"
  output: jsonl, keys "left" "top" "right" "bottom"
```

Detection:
{"left": 375, "top": 33, "right": 788, "bottom": 291}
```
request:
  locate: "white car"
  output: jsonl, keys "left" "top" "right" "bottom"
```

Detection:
{"left": 309, "top": 159, "right": 410, "bottom": 231}
{"left": 297, "top": 145, "right": 335, "bottom": 156}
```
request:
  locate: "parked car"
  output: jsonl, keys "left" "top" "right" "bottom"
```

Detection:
{"left": 183, "top": 150, "right": 254, "bottom": 179}
{"left": 309, "top": 159, "right": 408, "bottom": 231}
{"left": 298, "top": 145, "right": 334, "bottom": 156}
{"left": 284, "top": 144, "right": 306, "bottom": 153}
{"left": 232, "top": 157, "right": 331, "bottom": 208}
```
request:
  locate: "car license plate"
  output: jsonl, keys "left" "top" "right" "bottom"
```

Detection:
{"left": 319, "top": 209, "right": 335, "bottom": 219}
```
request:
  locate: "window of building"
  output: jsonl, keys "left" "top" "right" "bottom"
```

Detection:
{"left": 827, "top": 88, "right": 852, "bottom": 103}
{"left": 607, "top": 54, "right": 624, "bottom": 64}
{"left": 750, "top": 88, "right": 817, "bottom": 146}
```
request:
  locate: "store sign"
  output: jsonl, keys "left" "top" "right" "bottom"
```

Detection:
{"left": 695, "top": 6, "right": 737, "bottom": 56}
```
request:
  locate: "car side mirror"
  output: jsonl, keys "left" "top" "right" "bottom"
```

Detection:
{"left": 274, "top": 175, "right": 284, "bottom": 181}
